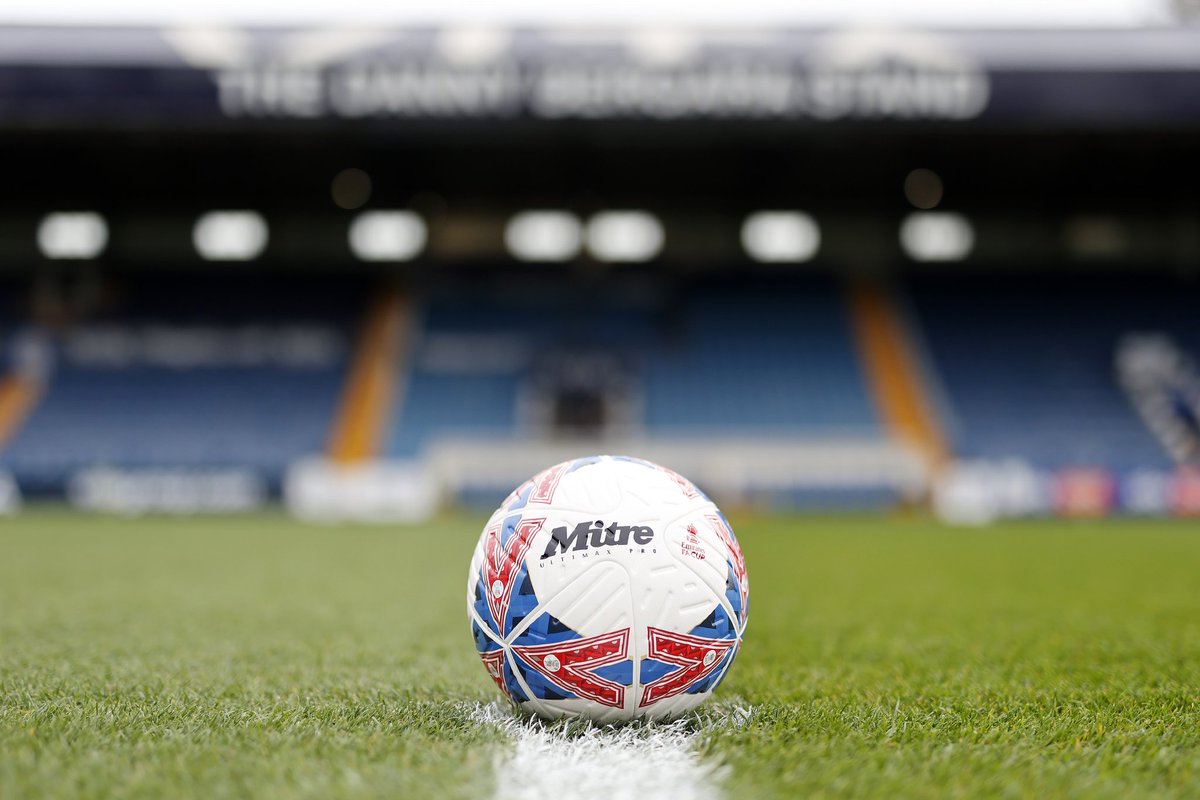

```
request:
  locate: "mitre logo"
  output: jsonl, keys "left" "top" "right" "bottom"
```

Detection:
{"left": 540, "top": 520, "right": 655, "bottom": 560}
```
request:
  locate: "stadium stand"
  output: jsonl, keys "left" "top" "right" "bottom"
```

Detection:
{"left": 0, "top": 274, "right": 364, "bottom": 492}
{"left": 5, "top": 267, "right": 1194, "bottom": 502}
{"left": 386, "top": 274, "right": 880, "bottom": 458}
{"left": 909, "top": 272, "right": 1199, "bottom": 469}
{"left": 641, "top": 278, "right": 877, "bottom": 434}
{"left": 385, "top": 275, "right": 557, "bottom": 457}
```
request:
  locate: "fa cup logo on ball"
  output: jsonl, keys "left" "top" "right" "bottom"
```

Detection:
{"left": 467, "top": 455, "right": 749, "bottom": 723}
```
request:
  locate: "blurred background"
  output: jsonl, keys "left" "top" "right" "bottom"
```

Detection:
{"left": 0, "top": 0, "right": 1198, "bottom": 524}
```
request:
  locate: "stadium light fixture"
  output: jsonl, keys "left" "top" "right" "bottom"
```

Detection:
{"left": 904, "top": 168, "right": 944, "bottom": 210}
{"left": 348, "top": 210, "right": 427, "bottom": 261}
{"left": 741, "top": 211, "right": 821, "bottom": 263}
{"left": 585, "top": 211, "right": 664, "bottom": 263}
{"left": 330, "top": 168, "right": 372, "bottom": 210}
{"left": 193, "top": 211, "right": 268, "bottom": 261}
{"left": 504, "top": 211, "right": 583, "bottom": 262}
{"left": 37, "top": 212, "right": 108, "bottom": 260}
{"left": 1064, "top": 215, "right": 1128, "bottom": 259}
{"left": 899, "top": 211, "right": 974, "bottom": 262}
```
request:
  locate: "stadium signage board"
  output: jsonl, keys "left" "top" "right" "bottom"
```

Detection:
{"left": 214, "top": 40, "right": 989, "bottom": 122}
{"left": 3, "top": 27, "right": 1200, "bottom": 128}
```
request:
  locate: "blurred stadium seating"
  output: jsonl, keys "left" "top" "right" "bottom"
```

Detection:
{"left": 640, "top": 277, "right": 876, "bottom": 435}
{"left": 2, "top": 275, "right": 363, "bottom": 493}
{"left": 4, "top": 267, "right": 1198, "bottom": 519}
{"left": 910, "top": 273, "right": 1200, "bottom": 470}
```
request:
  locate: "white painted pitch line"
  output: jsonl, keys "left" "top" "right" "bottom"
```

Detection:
{"left": 470, "top": 701, "right": 753, "bottom": 800}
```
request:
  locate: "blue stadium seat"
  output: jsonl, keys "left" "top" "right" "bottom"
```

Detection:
{"left": 909, "top": 273, "right": 1199, "bottom": 469}
{"left": 0, "top": 275, "right": 364, "bottom": 491}
{"left": 385, "top": 274, "right": 880, "bottom": 456}
{"left": 641, "top": 280, "right": 876, "bottom": 433}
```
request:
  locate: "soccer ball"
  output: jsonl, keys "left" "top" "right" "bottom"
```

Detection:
{"left": 467, "top": 455, "right": 749, "bottom": 722}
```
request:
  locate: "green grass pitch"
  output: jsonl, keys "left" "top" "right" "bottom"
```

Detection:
{"left": 3, "top": 509, "right": 1199, "bottom": 798}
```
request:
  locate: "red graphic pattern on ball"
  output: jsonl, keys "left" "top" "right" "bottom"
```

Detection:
{"left": 483, "top": 516, "right": 546, "bottom": 631}
{"left": 512, "top": 628, "right": 631, "bottom": 708}
{"left": 706, "top": 513, "right": 748, "bottom": 622}
{"left": 528, "top": 461, "right": 568, "bottom": 504}
{"left": 499, "top": 461, "right": 568, "bottom": 510}
{"left": 654, "top": 463, "right": 702, "bottom": 499}
{"left": 639, "top": 627, "right": 738, "bottom": 707}
{"left": 479, "top": 650, "right": 509, "bottom": 698}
